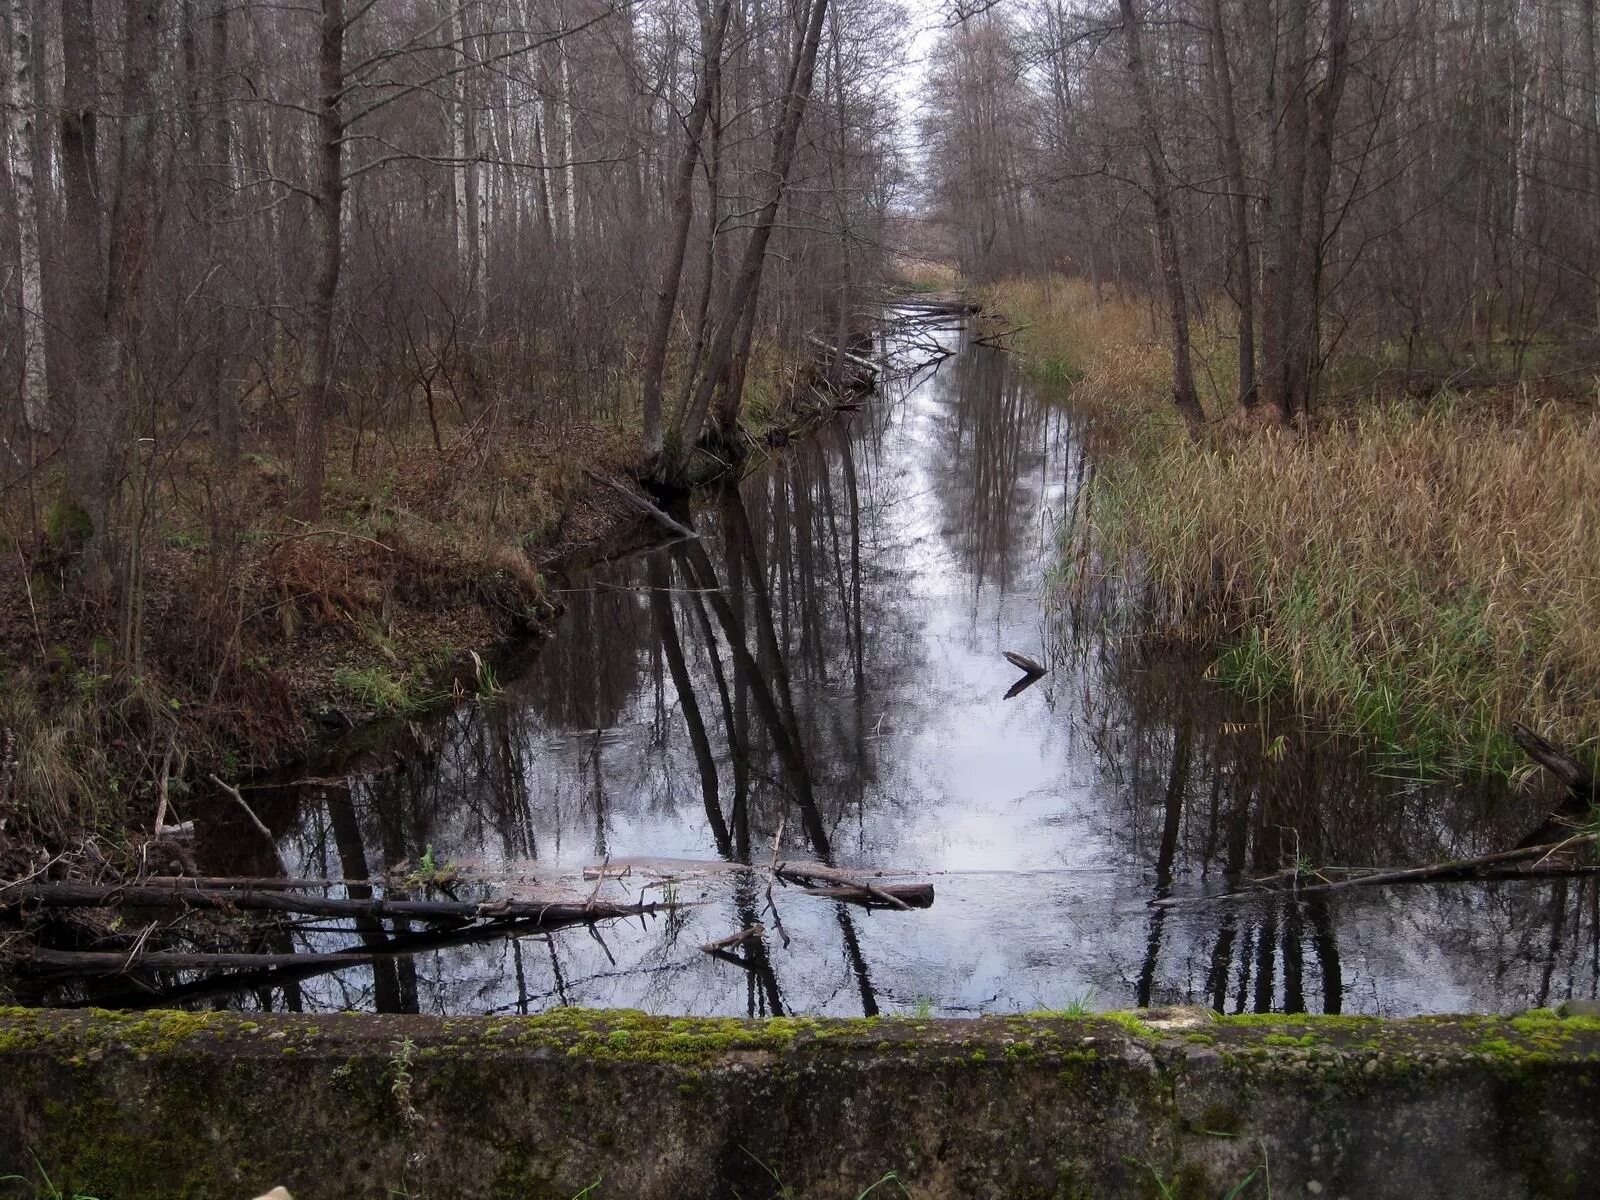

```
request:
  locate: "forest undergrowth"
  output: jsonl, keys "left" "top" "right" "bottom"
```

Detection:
{"left": 0, "top": 348, "right": 823, "bottom": 850}
{"left": 993, "top": 275, "right": 1600, "bottom": 780}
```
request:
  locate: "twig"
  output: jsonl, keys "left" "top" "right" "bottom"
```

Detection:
{"left": 208, "top": 774, "right": 291, "bottom": 876}
{"left": 273, "top": 522, "right": 394, "bottom": 553}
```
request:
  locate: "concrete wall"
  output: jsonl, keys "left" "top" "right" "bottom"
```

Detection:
{"left": 1, "top": 1004, "right": 1597, "bottom": 1199}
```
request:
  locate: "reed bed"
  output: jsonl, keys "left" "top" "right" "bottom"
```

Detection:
{"left": 990, "top": 276, "right": 1600, "bottom": 777}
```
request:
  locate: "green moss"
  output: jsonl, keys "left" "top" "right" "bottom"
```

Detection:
{"left": 1194, "top": 1102, "right": 1243, "bottom": 1136}
{"left": 1261, "top": 1032, "right": 1319, "bottom": 1047}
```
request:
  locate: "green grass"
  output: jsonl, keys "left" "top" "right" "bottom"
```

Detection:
{"left": 332, "top": 665, "right": 445, "bottom": 716}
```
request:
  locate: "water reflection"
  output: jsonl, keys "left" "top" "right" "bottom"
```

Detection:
{"left": 51, "top": 322, "right": 1600, "bottom": 1016}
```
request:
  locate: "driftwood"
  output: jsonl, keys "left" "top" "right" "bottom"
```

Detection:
{"left": 806, "top": 334, "right": 879, "bottom": 378}
{"left": 26, "top": 947, "right": 380, "bottom": 973}
{"left": 1512, "top": 722, "right": 1598, "bottom": 848}
{"left": 3, "top": 881, "right": 682, "bottom": 925}
{"left": 582, "top": 470, "right": 698, "bottom": 540}
{"left": 581, "top": 856, "right": 933, "bottom": 911}
{"left": 700, "top": 923, "right": 765, "bottom": 953}
{"left": 1003, "top": 650, "right": 1047, "bottom": 676}
{"left": 800, "top": 884, "right": 935, "bottom": 908}
{"left": 1149, "top": 836, "right": 1600, "bottom": 909}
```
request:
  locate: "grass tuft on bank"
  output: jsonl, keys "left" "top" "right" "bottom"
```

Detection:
{"left": 991, "top": 276, "right": 1600, "bottom": 778}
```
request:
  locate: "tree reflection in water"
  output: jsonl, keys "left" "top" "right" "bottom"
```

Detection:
{"left": 70, "top": 322, "right": 1596, "bottom": 1017}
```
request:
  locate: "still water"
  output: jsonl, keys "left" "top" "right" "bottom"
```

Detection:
{"left": 168, "top": 320, "right": 1600, "bottom": 1017}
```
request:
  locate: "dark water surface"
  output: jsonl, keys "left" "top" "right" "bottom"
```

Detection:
{"left": 106, "top": 320, "right": 1600, "bottom": 1017}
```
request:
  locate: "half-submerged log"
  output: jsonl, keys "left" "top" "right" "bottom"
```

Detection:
{"left": 700, "top": 924, "right": 765, "bottom": 954}
{"left": 3, "top": 881, "right": 681, "bottom": 925}
{"left": 800, "top": 884, "right": 935, "bottom": 909}
{"left": 581, "top": 856, "right": 934, "bottom": 910}
{"left": 1512, "top": 722, "right": 1599, "bottom": 849}
{"left": 1149, "top": 835, "right": 1600, "bottom": 909}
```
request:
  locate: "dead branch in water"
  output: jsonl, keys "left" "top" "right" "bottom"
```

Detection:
{"left": 799, "top": 884, "right": 935, "bottom": 908}
{"left": 700, "top": 923, "right": 765, "bottom": 953}
{"left": 4, "top": 881, "right": 686, "bottom": 925}
{"left": 1149, "top": 835, "right": 1600, "bottom": 909}
{"left": 1511, "top": 722, "right": 1599, "bottom": 848}
{"left": 208, "top": 774, "right": 291, "bottom": 876}
{"left": 581, "top": 855, "right": 933, "bottom": 910}
{"left": 582, "top": 470, "right": 698, "bottom": 540}
{"left": 1003, "top": 650, "right": 1047, "bottom": 676}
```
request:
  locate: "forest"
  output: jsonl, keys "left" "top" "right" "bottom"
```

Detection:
{"left": 921, "top": 0, "right": 1600, "bottom": 775}
{"left": 3, "top": 0, "right": 1600, "bottom": 1026}
{"left": 0, "top": 0, "right": 908, "bottom": 846}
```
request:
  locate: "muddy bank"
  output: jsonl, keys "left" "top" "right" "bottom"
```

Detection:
{"left": 1, "top": 1006, "right": 1597, "bottom": 1198}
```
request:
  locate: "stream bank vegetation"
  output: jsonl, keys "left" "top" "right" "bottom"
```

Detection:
{"left": 999, "top": 277, "right": 1600, "bottom": 782}
{"left": 913, "top": 0, "right": 1600, "bottom": 783}
{"left": 0, "top": 0, "right": 913, "bottom": 862}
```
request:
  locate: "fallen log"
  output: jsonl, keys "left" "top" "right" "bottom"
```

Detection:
{"left": 1512, "top": 722, "right": 1599, "bottom": 849}
{"left": 800, "top": 884, "right": 935, "bottom": 908}
{"left": 26, "top": 947, "right": 378, "bottom": 973}
{"left": 52, "top": 915, "right": 588, "bottom": 1007}
{"left": 3, "top": 882, "right": 682, "bottom": 925}
{"left": 1003, "top": 674, "right": 1043, "bottom": 701}
{"left": 700, "top": 924, "right": 765, "bottom": 954}
{"left": 1003, "top": 650, "right": 1047, "bottom": 676}
{"left": 806, "top": 334, "right": 879, "bottom": 377}
{"left": 888, "top": 297, "right": 980, "bottom": 315}
{"left": 1149, "top": 835, "right": 1600, "bottom": 909}
{"left": 772, "top": 860, "right": 916, "bottom": 910}
{"left": 971, "top": 325, "right": 1030, "bottom": 349}
{"left": 582, "top": 470, "right": 698, "bottom": 541}
{"left": 120, "top": 876, "right": 349, "bottom": 891}
{"left": 581, "top": 856, "right": 934, "bottom": 911}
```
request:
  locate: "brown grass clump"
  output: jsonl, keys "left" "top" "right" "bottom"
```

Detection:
{"left": 996, "top": 274, "right": 1600, "bottom": 777}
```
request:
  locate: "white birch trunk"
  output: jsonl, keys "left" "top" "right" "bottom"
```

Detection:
{"left": 6, "top": 0, "right": 49, "bottom": 432}
{"left": 558, "top": 1, "right": 576, "bottom": 240}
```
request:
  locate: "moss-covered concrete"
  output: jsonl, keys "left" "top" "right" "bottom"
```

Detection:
{"left": 1, "top": 1005, "right": 1598, "bottom": 1198}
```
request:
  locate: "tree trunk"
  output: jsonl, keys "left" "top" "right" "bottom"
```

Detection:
{"left": 4, "top": 0, "right": 48, "bottom": 434}
{"left": 207, "top": 0, "right": 238, "bottom": 464}
{"left": 1204, "top": 0, "right": 1256, "bottom": 411}
{"left": 640, "top": 0, "right": 732, "bottom": 464}
{"left": 1262, "top": 0, "right": 1310, "bottom": 424}
{"left": 1118, "top": 0, "right": 1206, "bottom": 435}
{"left": 1297, "top": 0, "right": 1350, "bottom": 424}
{"left": 58, "top": 0, "right": 108, "bottom": 539}
{"left": 664, "top": 0, "right": 833, "bottom": 482}
{"left": 294, "top": 0, "right": 345, "bottom": 518}
{"left": 104, "top": 0, "right": 165, "bottom": 659}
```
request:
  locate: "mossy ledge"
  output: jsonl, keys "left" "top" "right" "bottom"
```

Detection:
{"left": 3, "top": 1005, "right": 1600, "bottom": 1198}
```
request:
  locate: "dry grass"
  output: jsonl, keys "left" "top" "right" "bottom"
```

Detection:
{"left": 888, "top": 254, "right": 962, "bottom": 293}
{"left": 994, "top": 275, "right": 1600, "bottom": 777}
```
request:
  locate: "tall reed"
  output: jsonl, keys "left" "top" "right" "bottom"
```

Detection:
{"left": 992, "top": 277, "right": 1600, "bottom": 777}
